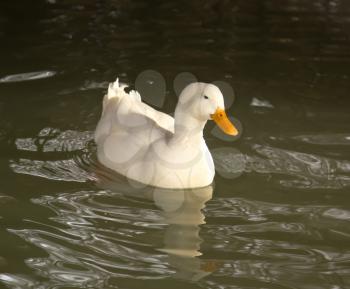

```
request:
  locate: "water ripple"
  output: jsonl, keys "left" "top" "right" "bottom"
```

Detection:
{"left": 292, "top": 133, "right": 350, "bottom": 146}
{"left": 0, "top": 71, "right": 56, "bottom": 83}
{"left": 10, "top": 128, "right": 96, "bottom": 182}
{"left": 245, "top": 143, "right": 350, "bottom": 189}
{"left": 1, "top": 185, "right": 216, "bottom": 288}
{"left": 15, "top": 128, "right": 94, "bottom": 153}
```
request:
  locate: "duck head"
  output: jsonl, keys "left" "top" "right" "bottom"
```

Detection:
{"left": 176, "top": 83, "right": 238, "bottom": 136}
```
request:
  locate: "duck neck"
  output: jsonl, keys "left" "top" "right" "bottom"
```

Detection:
{"left": 170, "top": 109, "right": 206, "bottom": 146}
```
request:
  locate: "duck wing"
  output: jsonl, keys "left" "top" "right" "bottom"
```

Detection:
{"left": 95, "top": 79, "right": 174, "bottom": 143}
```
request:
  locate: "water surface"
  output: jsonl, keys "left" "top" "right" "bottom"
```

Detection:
{"left": 0, "top": 1, "right": 350, "bottom": 288}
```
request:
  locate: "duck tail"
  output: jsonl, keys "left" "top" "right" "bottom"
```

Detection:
{"left": 107, "top": 78, "right": 128, "bottom": 100}
{"left": 102, "top": 78, "right": 142, "bottom": 115}
{"left": 106, "top": 78, "right": 141, "bottom": 101}
{"left": 102, "top": 78, "right": 127, "bottom": 113}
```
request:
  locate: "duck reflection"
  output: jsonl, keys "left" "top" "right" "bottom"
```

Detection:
{"left": 98, "top": 174, "right": 219, "bottom": 281}
{"left": 153, "top": 186, "right": 216, "bottom": 280}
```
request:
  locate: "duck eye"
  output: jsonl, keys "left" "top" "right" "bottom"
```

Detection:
{"left": 204, "top": 95, "right": 209, "bottom": 99}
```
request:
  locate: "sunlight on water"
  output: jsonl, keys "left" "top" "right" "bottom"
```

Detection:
{"left": 2, "top": 127, "right": 349, "bottom": 289}
{"left": 246, "top": 143, "right": 350, "bottom": 189}
{"left": 9, "top": 128, "right": 350, "bottom": 190}
{"left": 0, "top": 71, "right": 56, "bottom": 83}
{"left": 1, "top": 185, "right": 216, "bottom": 288}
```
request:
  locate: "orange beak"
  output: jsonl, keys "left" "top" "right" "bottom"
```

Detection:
{"left": 210, "top": 108, "right": 238, "bottom": 136}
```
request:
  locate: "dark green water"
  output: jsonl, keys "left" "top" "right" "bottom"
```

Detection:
{"left": 1, "top": 1, "right": 350, "bottom": 288}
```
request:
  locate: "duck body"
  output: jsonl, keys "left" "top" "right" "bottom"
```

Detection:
{"left": 95, "top": 79, "right": 237, "bottom": 189}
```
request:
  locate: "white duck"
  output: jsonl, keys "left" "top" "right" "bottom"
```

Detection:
{"left": 94, "top": 79, "right": 238, "bottom": 189}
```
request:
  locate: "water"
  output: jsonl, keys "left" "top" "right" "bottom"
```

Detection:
{"left": 1, "top": 0, "right": 350, "bottom": 288}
